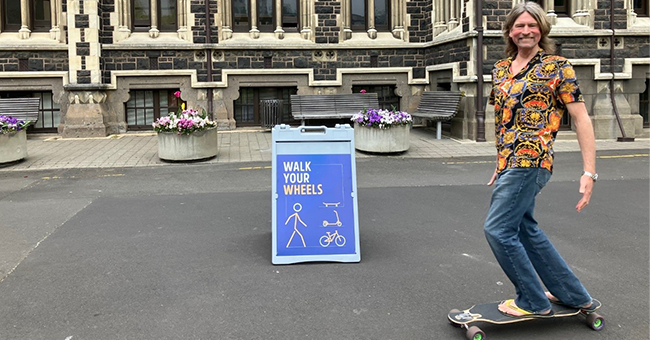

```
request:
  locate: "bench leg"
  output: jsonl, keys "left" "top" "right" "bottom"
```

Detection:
{"left": 436, "top": 121, "right": 442, "bottom": 139}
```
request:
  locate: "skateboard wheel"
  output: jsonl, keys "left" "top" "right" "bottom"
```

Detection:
{"left": 466, "top": 326, "right": 485, "bottom": 340}
{"left": 586, "top": 313, "right": 604, "bottom": 331}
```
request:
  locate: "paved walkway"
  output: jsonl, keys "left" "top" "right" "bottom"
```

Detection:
{"left": 1, "top": 126, "right": 648, "bottom": 172}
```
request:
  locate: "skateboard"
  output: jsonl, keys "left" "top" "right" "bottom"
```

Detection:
{"left": 447, "top": 300, "right": 604, "bottom": 340}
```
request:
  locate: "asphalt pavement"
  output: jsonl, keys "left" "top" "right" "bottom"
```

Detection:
{"left": 0, "top": 127, "right": 648, "bottom": 340}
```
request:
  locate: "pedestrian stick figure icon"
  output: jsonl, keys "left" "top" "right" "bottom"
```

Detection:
{"left": 285, "top": 203, "right": 307, "bottom": 248}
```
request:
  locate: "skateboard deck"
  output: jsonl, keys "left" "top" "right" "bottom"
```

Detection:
{"left": 448, "top": 300, "right": 604, "bottom": 340}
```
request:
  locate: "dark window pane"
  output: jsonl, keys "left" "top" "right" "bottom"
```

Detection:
{"left": 374, "top": 0, "right": 388, "bottom": 30}
{"left": 133, "top": 0, "right": 151, "bottom": 30}
{"left": 258, "top": 0, "right": 273, "bottom": 31}
{"left": 351, "top": 0, "right": 365, "bottom": 30}
{"left": 33, "top": 0, "right": 52, "bottom": 31}
{"left": 282, "top": 0, "right": 298, "bottom": 30}
{"left": 233, "top": 0, "right": 250, "bottom": 31}
{"left": 160, "top": 0, "right": 177, "bottom": 31}
{"left": 3, "top": 0, "right": 21, "bottom": 30}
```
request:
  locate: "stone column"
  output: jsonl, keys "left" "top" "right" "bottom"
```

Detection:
{"left": 250, "top": 0, "right": 260, "bottom": 38}
{"left": 221, "top": 0, "right": 233, "bottom": 40}
{"left": 341, "top": 0, "right": 352, "bottom": 40}
{"left": 19, "top": 0, "right": 31, "bottom": 39}
{"left": 300, "top": 0, "right": 312, "bottom": 40}
{"left": 433, "top": 0, "right": 447, "bottom": 36}
{"left": 49, "top": 0, "right": 62, "bottom": 41}
{"left": 391, "top": 0, "right": 405, "bottom": 40}
{"left": 149, "top": 0, "right": 160, "bottom": 38}
{"left": 591, "top": 80, "right": 639, "bottom": 139}
{"left": 367, "top": 0, "right": 377, "bottom": 39}
{"left": 114, "top": 0, "right": 131, "bottom": 42}
{"left": 572, "top": 0, "right": 591, "bottom": 26}
{"left": 60, "top": 0, "right": 109, "bottom": 138}
{"left": 275, "top": 0, "right": 285, "bottom": 39}
{"left": 177, "top": 0, "right": 191, "bottom": 41}
{"left": 448, "top": 0, "right": 459, "bottom": 31}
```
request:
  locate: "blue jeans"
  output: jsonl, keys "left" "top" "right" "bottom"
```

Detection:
{"left": 484, "top": 167, "right": 592, "bottom": 313}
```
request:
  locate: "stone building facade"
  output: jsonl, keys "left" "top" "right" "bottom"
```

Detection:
{"left": 0, "top": 0, "right": 648, "bottom": 140}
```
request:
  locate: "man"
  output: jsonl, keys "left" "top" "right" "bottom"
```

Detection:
{"left": 485, "top": 2, "right": 600, "bottom": 317}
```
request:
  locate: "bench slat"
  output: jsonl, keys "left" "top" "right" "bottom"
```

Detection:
{"left": 411, "top": 91, "right": 464, "bottom": 122}
{"left": 291, "top": 93, "right": 379, "bottom": 123}
{"left": 0, "top": 98, "right": 41, "bottom": 122}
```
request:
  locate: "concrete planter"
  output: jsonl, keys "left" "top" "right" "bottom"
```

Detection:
{"left": 354, "top": 123, "right": 410, "bottom": 153}
{"left": 157, "top": 127, "right": 218, "bottom": 161}
{"left": 0, "top": 129, "right": 27, "bottom": 164}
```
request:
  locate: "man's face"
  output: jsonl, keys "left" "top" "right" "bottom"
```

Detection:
{"left": 508, "top": 12, "right": 541, "bottom": 52}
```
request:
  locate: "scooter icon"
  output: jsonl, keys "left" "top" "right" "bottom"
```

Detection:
{"left": 322, "top": 202, "right": 342, "bottom": 227}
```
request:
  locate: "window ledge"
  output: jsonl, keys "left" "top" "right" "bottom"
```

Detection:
{"left": 112, "top": 32, "right": 192, "bottom": 46}
{"left": 220, "top": 32, "right": 314, "bottom": 47}
{"left": 341, "top": 32, "right": 411, "bottom": 46}
{"left": 0, "top": 32, "right": 66, "bottom": 49}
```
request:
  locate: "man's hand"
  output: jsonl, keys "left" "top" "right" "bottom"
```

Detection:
{"left": 576, "top": 175, "right": 594, "bottom": 212}
{"left": 487, "top": 171, "right": 498, "bottom": 186}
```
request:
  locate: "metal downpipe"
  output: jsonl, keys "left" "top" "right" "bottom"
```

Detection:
{"left": 475, "top": 0, "right": 486, "bottom": 142}
{"left": 610, "top": 0, "right": 634, "bottom": 141}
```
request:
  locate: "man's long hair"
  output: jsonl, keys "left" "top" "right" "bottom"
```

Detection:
{"left": 503, "top": 2, "right": 556, "bottom": 57}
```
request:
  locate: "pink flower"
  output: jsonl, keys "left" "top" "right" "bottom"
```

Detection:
{"left": 174, "top": 91, "right": 181, "bottom": 98}
{"left": 360, "top": 89, "right": 366, "bottom": 94}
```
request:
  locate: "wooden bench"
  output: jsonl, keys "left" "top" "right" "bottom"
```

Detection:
{"left": 290, "top": 93, "right": 379, "bottom": 125}
{"left": 411, "top": 91, "right": 464, "bottom": 139}
{"left": 0, "top": 97, "right": 40, "bottom": 124}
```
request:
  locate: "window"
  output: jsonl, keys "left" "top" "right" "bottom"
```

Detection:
{"left": 1, "top": 0, "right": 52, "bottom": 32}
{"left": 350, "top": 0, "right": 390, "bottom": 31}
{"left": 230, "top": 0, "right": 298, "bottom": 33}
{"left": 635, "top": 0, "right": 649, "bottom": 16}
{"left": 282, "top": 0, "right": 299, "bottom": 31}
{"left": 132, "top": 0, "right": 177, "bottom": 32}
{"left": 352, "top": 85, "right": 400, "bottom": 110}
{"left": 126, "top": 90, "right": 182, "bottom": 130}
{"left": 0, "top": 91, "right": 60, "bottom": 132}
{"left": 258, "top": 0, "right": 273, "bottom": 31}
{"left": 232, "top": 0, "right": 250, "bottom": 32}
{"left": 553, "top": 0, "right": 569, "bottom": 15}
{"left": 234, "top": 87, "right": 297, "bottom": 126}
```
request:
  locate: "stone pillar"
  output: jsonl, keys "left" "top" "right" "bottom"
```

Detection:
{"left": 300, "top": 0, "right": 313, "bottom": 40}
{"left": 149, "top": 0, "right": 160, "bottom": 38}
{"left": 19, "top": 0, "right": 31, "bottom": 39}
{"left": 341, "top": 0, "right": 352, "bottom": 40}
{"left": 391, "top": 0, "right": 405, "bottom": 40}
{"left": 50, "top": 0, "right": 62, "bottom": 41}
{"left": 367, "top": 0, "right": 377, "bottom": 39}
{"left": 275, "top": 0, "right": 284, "bottom": 39}
{"left": 60, "top": 0, "right": 109, "bottom": 138}
{"left": 220, "top": 0, "right": 233, "bottom": 40}
{"left": 572, "top": 0, "right": 591, "bottom": 26}
{"left": 591, "top": 81, "right": 641, "bottom": 139}
{"left": 177, "top": 0, "right": 191, "bottom": 41}
{"left": 250, "top": 0, "right": 260, "bottom": 38}
{"left": 114, "top": 0, "right": 131, "bottom": 42}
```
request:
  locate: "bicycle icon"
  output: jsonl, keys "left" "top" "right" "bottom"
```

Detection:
{"left": 319, "top": 230, "right": 346, "bottom": 247}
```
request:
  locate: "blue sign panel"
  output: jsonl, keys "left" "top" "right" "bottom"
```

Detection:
{"left": 272, "top": 125, "right": 360, "bottom": 264}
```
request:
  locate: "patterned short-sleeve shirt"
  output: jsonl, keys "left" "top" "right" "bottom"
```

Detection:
{"left": 489, "top": 50, "right": 583, "bottom": 173}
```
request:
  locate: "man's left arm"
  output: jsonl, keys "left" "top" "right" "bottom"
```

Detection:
{"left": 566, "top": 101, "right": 596, "bottom": 212}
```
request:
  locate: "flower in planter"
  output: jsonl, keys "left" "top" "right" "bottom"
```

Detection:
{"left": 351, "top": 108, "right": 412, "bottom": 130}
{"left": 0, "top": 115, "right": 32, "bottom": 134}
{"left": 152, "top": 92, "right": 217, "bottom": 135}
